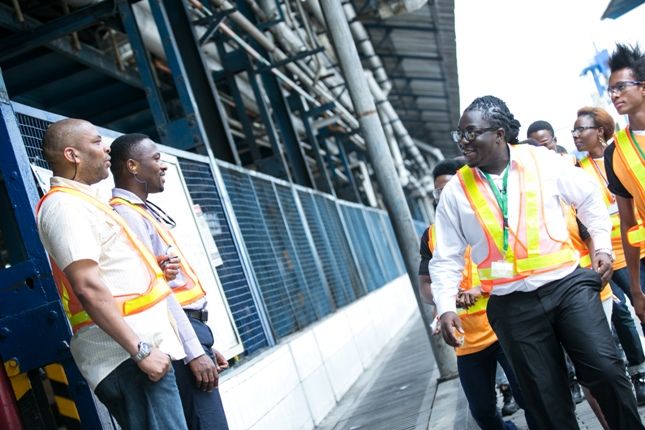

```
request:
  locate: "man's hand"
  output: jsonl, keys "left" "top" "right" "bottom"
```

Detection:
{"left": 137, "top": 348, "right": 171, "bottom": 382}
{"left": 456, "top": 287, "right": 481, "bottom": 309}
{"left": 213, "top": 349, "right": 229, "bottom": 373}
{"left": 161, "top": 256, "right": 180, "bottom": 281}
{"left": 633, "top": 293, "right": 645, "bottom": 324}
{"left": 439, "top": 311, "right": 464, "bottom": 347}
{"left": 188, "top": 354, "right": 218, "bottom": 392}
{"left": 593, "top": 252, "right": 614, "bottom": 285}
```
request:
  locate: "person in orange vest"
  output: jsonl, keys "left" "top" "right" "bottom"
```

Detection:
{"left": 419, "top": 158, "right": 533, "bottom": 430}
{"left": 108, "top": 133, "right": 230, "bottom": 430}
{"left": 431, "top": 95, "right": 643, "bottom": 429}
{"left": 36, "top": 119, "right": 188, "bottom": 429}
{"left": 573, "top": 105, "right": 645, "bottom": 404}
{"left": 526, "top": 120, "right": 558, "bottom": 151}
{"left": 604, "top": 43, "right": 645, "bottom": 326}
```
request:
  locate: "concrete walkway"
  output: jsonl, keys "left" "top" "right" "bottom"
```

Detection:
{"left": 317, "top": 312, "right": 645, "bottom": 430}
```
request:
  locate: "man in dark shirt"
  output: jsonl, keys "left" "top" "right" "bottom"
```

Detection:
{"left": 604, "top": 43, "right": 645, "bottom": 323}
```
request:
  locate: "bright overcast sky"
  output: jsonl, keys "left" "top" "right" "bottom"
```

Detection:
{"left": 454, "top": 0, "right": 645, "bottom": 151}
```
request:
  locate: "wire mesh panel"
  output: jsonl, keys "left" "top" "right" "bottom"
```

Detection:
{"left": 363, "top": 210, "right": 399, "bottom": 282}
{"left": 177, "top": 158, "right": 268, "bottom": 355}
{"left": 296, "top": 190, "right": 354, "bottom": 308}
{"left": 380, "top": 212, "right": 407, "bottom": 277}
{"left": 250, "top": 176, "right": 317, "bottom": 332}
{"left": 338, "top": 204, "right": 386, "bottom": 292}
{"left": 274, "top": 184, "right": 333, "bottom": 319}
{"left": 218, "top": 166, "right": 300, "bottom": 340}
{"left": 414, "top": 219, "right": 429, "bottom": 238}
{"left": 15, "top": 113, "right": 50, "bottom": 168}
{"left": 314, "top": 194, "right": 367, "bottom": 301}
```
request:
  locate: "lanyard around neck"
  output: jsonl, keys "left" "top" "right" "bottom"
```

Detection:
{"left": 629, "top": 128, "right": 645, "bottom": 160}
{"left": 481, "top": 164, "right": 510, "bottom": 254}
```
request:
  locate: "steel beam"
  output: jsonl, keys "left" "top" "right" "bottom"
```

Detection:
{"left": 0, "top": 1, "right": 118, "bottom": 63}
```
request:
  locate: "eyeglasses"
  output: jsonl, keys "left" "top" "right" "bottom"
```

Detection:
{"left": 571, "top": 126, "right": 599, "bottom": 136}
{"left": 607, "top": 80, "right": 643, "bottom": 96}
{"left": 432, "top": 187, "right": 443, "bottom": 200}
{"left": 450, "top": 127, "right": 498, "bottom": 144}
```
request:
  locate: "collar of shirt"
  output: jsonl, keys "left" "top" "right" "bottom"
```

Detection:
{"left": 50, "top": 176, "right": 102, "bottom": 200}
{"left": 112, "top": 187, "right": 145, "bottom": 206}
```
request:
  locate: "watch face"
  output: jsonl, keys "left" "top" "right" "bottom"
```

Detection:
{"left": 141, "top": 342, "right": 151, "bottom": 354}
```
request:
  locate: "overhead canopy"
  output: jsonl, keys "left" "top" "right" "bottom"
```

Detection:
{"left": 601, "top": 0, "right": 645, "bottom": 19}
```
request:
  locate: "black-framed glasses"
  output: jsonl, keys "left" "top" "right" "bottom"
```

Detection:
{"left": 571, "top": 126, "right": 599, "bottom": 136}
{"left": 607, "top": 80, "right": 643, "bottom": 96}
{"left": 450, "top": 127, "right": 498, "bottom": 144}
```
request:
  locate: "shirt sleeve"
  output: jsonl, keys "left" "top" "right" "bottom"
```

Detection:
{"left": 167, "top": 294, "right": 205, "bottom": 363}
{"left": 604, "top": 144, "right": 633, "bottom": 199}
{"left": 555, "top": 152, "right": 612, "bottom": 252}
{"left": 418, "top": 227, "right": 433, "bottom": 276}
{"left": 428, "top": 183, "right": 467, "bottom": 316}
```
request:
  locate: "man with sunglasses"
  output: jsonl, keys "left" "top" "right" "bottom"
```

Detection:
{"left": 604, "top": 43, "right": 645, "bottom": 328}
{"left": 109, "top": 134, "right": 230, "bottom": 430}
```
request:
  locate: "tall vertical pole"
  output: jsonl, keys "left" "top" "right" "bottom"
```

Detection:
{"left": 318, "top": 0, "right": 457, "bottom": 379}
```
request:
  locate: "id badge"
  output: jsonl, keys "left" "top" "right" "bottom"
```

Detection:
{"left": 491, "top": 260, "right": 514, "bottom": 278}
{"left": 608, "top": 202, "right": 619, "bottom": 215}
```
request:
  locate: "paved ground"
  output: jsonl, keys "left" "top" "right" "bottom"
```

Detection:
{"left": 317, "top": 312, "right": 645, "bottom": 430}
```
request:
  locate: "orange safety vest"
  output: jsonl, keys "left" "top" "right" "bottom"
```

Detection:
{"left": 427, "top": 225, "right": 486, "bottom": 317}
{"left": 613, "top": 128, "right": 645, "bottom": 246}
{"left": 36, "top": 187, "right": 171, "bottom": 333}
{"left": 110, "top": 197, "right": 206, "bottom": 307}
{"left": 564, "top": 203, "right": 591, "bottom": 269}
{"left": 457, "top": 145, "right": 578, "bottom": 292}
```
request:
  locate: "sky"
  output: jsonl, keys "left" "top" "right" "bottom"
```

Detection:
{"left": 454, "top": 0, "right": 645, "bottom": 151}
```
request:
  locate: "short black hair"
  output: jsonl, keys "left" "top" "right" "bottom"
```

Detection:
{"left": 609, "top": 43, "right": 645, "bottom": 80}
{"left": 555, "top": 145, "right": 568, "bottom": 155}
{"left": 109, "top": 133, "right": 150, "bottom": 175}
{"left": 526, "top": 120, "right": 554, "bottom": 138}
{"left": 432, "top": 157, "right": 465, "bottom": 180}
{"left": 463, "top": 96, "right": 521, "bottom": 144}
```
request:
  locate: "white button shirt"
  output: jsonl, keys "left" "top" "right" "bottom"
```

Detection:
{"left": 429, "top": 145, "right": 612, "bottom": 317}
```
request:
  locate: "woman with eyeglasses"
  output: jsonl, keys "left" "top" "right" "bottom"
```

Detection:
{"left": 573, "top": 106, "right": 645, "bottom": 406}
{"left": 431, "top": 95, "right": 643, "bottom": 429}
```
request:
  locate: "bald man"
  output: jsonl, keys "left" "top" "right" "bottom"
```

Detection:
{"left": 36, "top": 119, "right": 188, "bottom": 430}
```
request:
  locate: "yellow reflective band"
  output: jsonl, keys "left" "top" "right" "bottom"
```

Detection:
{"left": 516, "top": 249, "right": 578, "bottom": 273}
{"left": 579, "top": 157, "right": 613, "bottom": 207}
{"left": 456, "top": 295, "right": 488, "bottom": 317}
{"left": 628, "top": 224, "right": 645, "bottom": 247}
{"left": 615, "top": 129, "right": 645, "bottom": 203}
{"left": 459, "top": 167, "right": 505, "bottom": 255}
{"left": 579, "top": 253, "right": 592, "bottom": 268}
{"left": 523, "top": 149, "right": 541, "bottom": 258}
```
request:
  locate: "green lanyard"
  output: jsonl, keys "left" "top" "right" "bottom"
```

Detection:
{"left": 629, "top": 128, "right": 645, "bottom": 160}
{"left": 482, "top": 165, "right": 510, "bottom": 254}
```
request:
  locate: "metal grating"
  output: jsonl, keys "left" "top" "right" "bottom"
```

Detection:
{"left": 297, "top": 190, "right": 355, "bottom": 308}
{"left": 274, "top": 184, "right": 333, "bottom": 319}
{"left": 364, "top": 210, "right": 399, "bottom": 282}
{"left": 219, "top": 166, "right": 299, "bottom": 339}
{"left": 15, "top": 113, "right": 50, "bottom": 168}
{"left": 380, "top": 212, "right": 406, "bottom": 277}
{"left": 338, "top": 204, "right": 386, "bottom": 292}
{"left": 177, "top": 158, "right": 268, "bottom": 355}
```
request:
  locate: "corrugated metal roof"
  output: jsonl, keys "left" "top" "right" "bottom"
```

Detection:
{"left": 357, "top": 0, "right": 460, "bottom": 157}
{"left": 601, "top": 0, "right": 645, "bottom": 19}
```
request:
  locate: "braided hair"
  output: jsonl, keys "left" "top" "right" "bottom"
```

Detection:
{"left": 609, "top": 43, "right": 645, "bottom": 81}
{"left": 463, "top": 96, "right": 522, "bottom": 144}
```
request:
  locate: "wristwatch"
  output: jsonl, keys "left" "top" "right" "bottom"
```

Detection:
{"left": 132, "top": 341, "right": 152, "bottom": 363}
{"left": 594, "top": 248, "right": 615, "bottom": 263}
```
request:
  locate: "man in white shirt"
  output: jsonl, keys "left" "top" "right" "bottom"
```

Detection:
{"left": 37, "top": 119, "right": 187, "bottom": 430}
{"left": 430, "top": 96, "right": 643, "bottom": 429}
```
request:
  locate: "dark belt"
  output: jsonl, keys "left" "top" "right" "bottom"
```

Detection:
{"left": 184, "top": 309, "right": 208, "bottom": 323}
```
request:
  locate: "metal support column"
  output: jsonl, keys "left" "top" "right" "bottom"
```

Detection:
{"left": 319, "top": 0, "right": 457, "bottom": 379}
{"left": 148, "top": 0, "right": 239, "bottom": 161}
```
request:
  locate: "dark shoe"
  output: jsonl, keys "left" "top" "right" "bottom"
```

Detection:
{"left": 570, "top": 380, "right": 584, "bottom": 404}
{"left": 500, "top": 384, "right": 519, "bottom": 416}
{"left": 631, "top": 373, "right": 645, "bottom": 405}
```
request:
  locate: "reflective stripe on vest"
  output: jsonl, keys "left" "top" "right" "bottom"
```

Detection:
{"left": 458, "top": 145, "right": 577, "bottom": 291}
{"left": 614, "top": 129, "right": 645, "bottom": 246}
{"left": 110, "top": 197, "right": 206, "bottom": 307}
{"left": 428, "top": 225, "right": 484, "bottom": 316}
{"left": 578, "top": 157, "right": 623, "bottom": 243}
{"left": 36, "top": 187, "right": 171, "bottom": 332}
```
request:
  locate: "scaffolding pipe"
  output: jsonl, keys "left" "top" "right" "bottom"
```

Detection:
{"left": 319, "top": 0, "right": 457, "bottom": 379}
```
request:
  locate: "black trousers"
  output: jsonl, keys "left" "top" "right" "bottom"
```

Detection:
{"left": 487, "top": 267, "right": 643, "bottom": 430}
